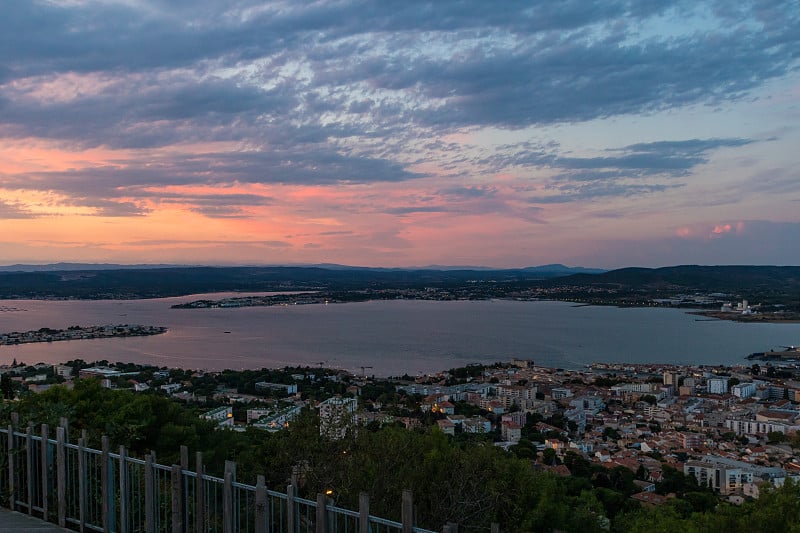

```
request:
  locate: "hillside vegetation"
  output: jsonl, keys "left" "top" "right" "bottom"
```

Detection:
{"left": 3, "top": 381, "right": 800, "bottom": 532}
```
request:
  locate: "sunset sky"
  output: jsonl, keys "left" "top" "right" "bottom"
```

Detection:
{"left": 1, "top": 0, "right": 798, "bottom": 269}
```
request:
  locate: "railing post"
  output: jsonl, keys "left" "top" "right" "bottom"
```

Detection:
{"left": 7, "top": 424, "right": 14, "bottom": 511}
{"left": 286, "top": 484, "right": 296, "bottom": 533}
{"left": 195, "top": 452, "right": 205, "bottom": 533}
{"left": 78, "top": 436, "right": 86, "bottom": 533}
{"left": 145, "top": 453, "right": 155, "bottom": 533}
{"left": 358, "top": 492, "right": 370, "bottom": 533}
{"left": 180, "top": 445, "right": 189, "bottom": 471}
{"left": 402, "top": 490, "right": 413, "bottom": 533}
{"left": 26, "top": 423, "right": 34, "bottom": 515}
{"left": 223, "top": 460, "right": 235, "bottom": 533}
{"left": 59, "top": 417, "right": 69, "bottom": 443}
{"left": 255, "top": 475, "right": 267, "bottom": 533}
{"left": 41, "top": 423, "right": 49, "bottom": 522}
{"left": 171, "top": 464, "right": 183, "bottom": 533}
{"left": 119, "top": 445, "right": 129, "bottom": 533}
{"left": 56, "top": 426, "right": 66, "bottom": 528}
{"left": 101, "top": 436, "right": 110, "bottom": 532}
{"left": 315, "top": 493, "right": 327, "bottom": 533}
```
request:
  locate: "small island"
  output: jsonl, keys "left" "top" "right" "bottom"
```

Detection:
{"left": 0, "top": 324, "right": 167, "bottom": 345}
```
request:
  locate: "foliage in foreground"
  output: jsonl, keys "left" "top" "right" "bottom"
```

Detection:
{"left": 3, "top": 381, "right": 800, "bottom": 532}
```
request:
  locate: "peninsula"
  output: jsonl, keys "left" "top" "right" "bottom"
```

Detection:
{"left": 1, "top": 264, "right": 798, "bottom": 321}
{"left": 0, "top": 324, "right": 167, "bottom": 346}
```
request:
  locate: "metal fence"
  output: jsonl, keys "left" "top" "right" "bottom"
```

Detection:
{"left": 0, "top": 421, "right": 443, "bottom": 533}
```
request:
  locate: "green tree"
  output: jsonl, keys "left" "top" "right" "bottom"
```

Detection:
{"left": 767, "top": 431, "right": 786, "bottom": 444}
{"left": 541, "top": 447, "right": 558, "bottom": 465}
{"left": 0, "top": 372, "right": 13, "bottom": 400}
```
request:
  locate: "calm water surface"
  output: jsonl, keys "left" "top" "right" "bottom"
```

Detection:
{"left": 1, "top": 295, "right": 798, "bottom": 375}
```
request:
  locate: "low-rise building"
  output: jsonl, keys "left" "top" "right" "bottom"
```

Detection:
{"left": 684, "top": 455, "right": 785, "bottom": 495}
{"left": 550, "top": 387, "right": 573, "bottom": 400}
{"left": 252, "top": 405, "right": 303, "bottom": 431}
{"left": 160, "top": 383, "right": 181, "bottom": 394}
{"left": 202, "top": 406, "right": 234, "bottom": 427}
{"left": 255, "top": 382, "right": 298, "bottom": 395}
{"left": 437, "top": 419, "right": 456, "bottom": 436}
{"left": 501, "top": 421, "right": 521, "bottom": 443}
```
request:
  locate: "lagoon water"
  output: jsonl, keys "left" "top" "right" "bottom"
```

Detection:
{"left": 1, "top": 294, "right": 799, "bottom": 375}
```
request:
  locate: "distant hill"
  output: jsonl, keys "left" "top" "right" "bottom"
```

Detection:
{"left": 0, "top": 264, "right": 602, "bottom": 299}
{"left": 1, "top": 264, "right": 793, "bottom": 302}
{"left": 522, "top": 264, "right": 606, "bottom": 275}
{"left": 0, "top": 263, "right": 183, "bottom": 272}
{"left": 552, "top": 265, "right": 800, "bottom": 293}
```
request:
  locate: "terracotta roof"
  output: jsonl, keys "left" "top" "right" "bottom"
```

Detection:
{"left": 631, "top": 492, "right": 671, "bottom": 506}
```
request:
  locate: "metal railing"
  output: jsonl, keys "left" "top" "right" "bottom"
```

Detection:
{"left": 0, "top": 420, "right": 442, "bottom": 533}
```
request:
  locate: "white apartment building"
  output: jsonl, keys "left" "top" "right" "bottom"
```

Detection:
{"left": 707, "top": 377, "right": 729, "bottom": 395}
{"left": 731, "top": 382, "right": 756, "bottom": 399}
{"left": 319, "top": 396, "right": 357, "bottom": 439}
{"left": 550, "top": 387, "right": 573, "bottom": 400}
{"left": 684, "top": 455, "right": 784, "bottom": 495}
{"left": 202, "top": 406, "right": 233, "bottom": 427}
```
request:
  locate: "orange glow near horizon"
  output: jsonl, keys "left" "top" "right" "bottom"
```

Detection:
{"left": 0, "top": 134, "right": 790, "bottom": 268}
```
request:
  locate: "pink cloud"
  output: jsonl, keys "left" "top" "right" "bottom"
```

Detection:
{"left": 676, "top": 221, "right": 747, "bottom": 241}
{"left": 711, "top": 223, "right": 733, "bottom": 235}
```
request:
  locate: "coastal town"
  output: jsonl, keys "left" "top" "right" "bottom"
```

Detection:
{"left": 4, "top": 354, "right": 800, "bottom": 506}
{"left": 173, "top": 290, "right": 800, "bottom": 323}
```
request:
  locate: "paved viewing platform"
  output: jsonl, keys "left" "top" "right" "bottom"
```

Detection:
{"left": 0, "top": 508, "right": 69, "bottom": 531}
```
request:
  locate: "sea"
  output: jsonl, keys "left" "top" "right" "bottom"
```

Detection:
{"left": 0, "top": 294, "right": 798, "bottom": 376}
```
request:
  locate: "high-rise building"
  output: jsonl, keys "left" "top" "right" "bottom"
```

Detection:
{"left": 663, "top": 371, "right": 681, "bottom": 387}
{"left": 319, "top": 396, "right": 357, "bottom": 439}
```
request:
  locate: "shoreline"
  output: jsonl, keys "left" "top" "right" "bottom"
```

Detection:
{"left": 687, "top": 310, "right": 800, "bottom": 324}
